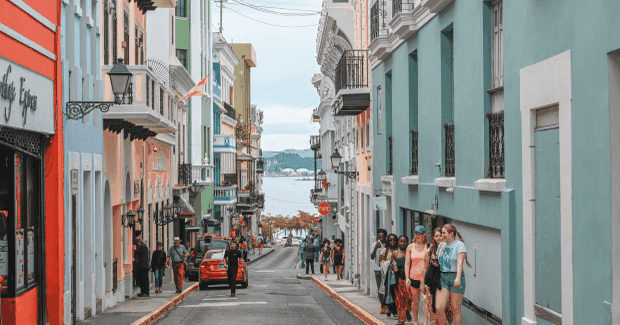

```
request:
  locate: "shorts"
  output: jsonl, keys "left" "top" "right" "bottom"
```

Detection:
{"left": 333, "top": 257, "right": 343, "bottom": 266}
{"left": 259, "top": 243, "right": 263, "bottom": 248}
{"left": 440, "top": 272, "right": 466, "bottom": 294}
{"left": 409, "top": 279, "right": 421, "bottom": 289}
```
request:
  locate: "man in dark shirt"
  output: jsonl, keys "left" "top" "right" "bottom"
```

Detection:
{"left": 135, "top": 238, "right": 150, "bottom": 297}
{"left": 304, "top": 241, "right": 317, "bottom": 274}
{"left": 224, "top": 241, "right": 243, "bottom": 297}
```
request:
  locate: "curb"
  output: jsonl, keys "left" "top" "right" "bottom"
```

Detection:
{"left": 312, "top": 277, "right": 386, "bottom": 325}
{"left": 131, "top": 282, "right": 198, "bottom": 325}
{"left": 131, "top": 247, "right": 274, "bottom": 325}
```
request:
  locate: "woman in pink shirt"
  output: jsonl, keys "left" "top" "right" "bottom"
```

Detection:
{"left": 405, "top": 225, "right": 429, "bottom": 325}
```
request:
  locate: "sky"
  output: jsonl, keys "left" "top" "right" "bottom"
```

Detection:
{"left": 211, "top": 0, "right": 323, "bottom": 152}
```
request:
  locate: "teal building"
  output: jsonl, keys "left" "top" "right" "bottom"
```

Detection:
{"left": 370, "top": 0, "right": 620, "bottom": 324}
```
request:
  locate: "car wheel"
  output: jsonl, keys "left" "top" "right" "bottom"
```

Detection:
{"left": 199, "top": 281, "right": 208, "bottom": 290}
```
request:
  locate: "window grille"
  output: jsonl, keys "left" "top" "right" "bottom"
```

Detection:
{"left": 146, "top": 76, "right": 150, "bottom": 107}
{"left": 176, "top": 0, "right": 187, "bottom": 17}
{"left": 135, "top": 26, "right": 139, "bottom": 65}
{"left": 160, "top": 88, "right": 164, "bottom": 115}
{"left": 387, "top": 134, "right": 393, "bottom": 175}
{"left": 151, "top": 80, "right": 155, "bottom": 110}
{"left": 411, "top": 131, "right": 418, "bottom": 175}
{"left": 486, "top": 111, "right": 504, "bottom": 178}
{"left": 123, "top": 13, "right": 129, "bottom": 62}
{"left": 112, "top": 14, "right": 117, "bottom": 63}
{"left": 443, "top": 123, "right": 455, "bottom": 177}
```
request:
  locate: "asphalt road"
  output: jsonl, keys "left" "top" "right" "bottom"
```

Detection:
{"left": 155, "top": 245, "right": 364, "bottom": 325}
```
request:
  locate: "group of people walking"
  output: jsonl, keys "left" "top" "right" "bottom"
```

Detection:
{"left": 237, "top": 234, "right": 266, "bottom": 261}
{"left": 372, "top": 224, "right": 471, "bottom": 325}
{"left": 299, "top": 236, "right": 345, "bottom": 280}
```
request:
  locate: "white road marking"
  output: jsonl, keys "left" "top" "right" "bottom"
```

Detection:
{"left": 203, "top": 297, "right": 238, "bottom": 301}
{"left": 180, "top": 302, "right": 268, "bottom": 308}
{"left": 254, "top": 271, "right": 275, "bottom": 273}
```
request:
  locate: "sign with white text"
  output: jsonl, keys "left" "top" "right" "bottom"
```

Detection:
{"left": 373, "top": 196, "right": 387, "bottom": 211}
{"left": 71, "top": 169, "right": 79, "bottom": 195}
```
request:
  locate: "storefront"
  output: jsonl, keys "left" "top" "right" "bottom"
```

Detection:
{"left": 0, "top": 1, "right": 64, "bottom": 320}
{"left": 401, "top": 209, "right": 451, "bottom": 243}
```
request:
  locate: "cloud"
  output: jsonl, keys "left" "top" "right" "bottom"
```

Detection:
{"left": 261, "top": 134, "right": 315, "bottom": 151}
{"left": 260, "top": 104, "right": 316, "bottom": 126}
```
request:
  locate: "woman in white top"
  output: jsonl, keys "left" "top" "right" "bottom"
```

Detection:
{"left": 435, "top": 224, "right": 471, "bottom": 325}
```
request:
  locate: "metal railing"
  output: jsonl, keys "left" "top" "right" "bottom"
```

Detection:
{"left": 335, "top": 50, "right": 370, "bottom": 95}
{"left": 444, "top": 123, "right": 455, "bottom": 177}
{"left": 112, "top": 259, "right": 118, "bottom": 293}
{"left": 179, "top": 163, "right": 192, "bottom": 186}
{"left": 486, "top": 111, "right": 504, "bottom": 178}
{"left": 224, "top": 102, "right": 236, "bottom": 120}
{"left": 388, "top": 135, "right": 393, "bottom": 175}
{"left": 392, "top": 0, "right": 402, "bottom": 17}
{"left": 411, "top": 131, "right": 418, "bottom": 175}
{"left": 371, "top": 1, "right": 380, "bottom": 41}
{"left": 310, "top": 135, "right": 320, "bottom": 150}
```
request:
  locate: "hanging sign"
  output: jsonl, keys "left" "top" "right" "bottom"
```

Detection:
{"left": 373, "top": 196, "right": 387, "bottom": 211}
{"left": 71, "top": 169, "right": 79, "bottom": 195}
{"left": 0, "top": 58, "right": 54, "bottom": 134}
{"left": 322, "top": 179, "right": 328, "bottom": 189}
{"left": 318, "top": 202, "right": 330, "bottom": 216}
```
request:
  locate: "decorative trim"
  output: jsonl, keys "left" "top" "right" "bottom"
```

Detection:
{"left": 434, "top": 177, "right": 455, "bottom": 188}
{"left": 473, "top": 178, "right": 506, "bottom": 192}
{"left": 401, "top": 175, "right": 419, "bottom": 186}
{"left": 9, "top": 0, "right": 56, "bottom": 31}
{"left": 0, "top": 23, "right": 56, "bottom": 60}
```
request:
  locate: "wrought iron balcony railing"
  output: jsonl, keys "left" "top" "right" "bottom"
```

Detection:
{"left": 179, "top": 163, "right": 192, "bottom": 186}
{"left": 444, "top": 123, "right": 455, "bottom": 177}
{"left": 371, "top": 0, "right": 388, "bottom": 42}
{"left": 224, "top": 102, "right": 236, "bottom": 120}
{"left": 392, "top": 0, "right": 402, "bottom": 17}
{"left": 486, "top": 111, "right": 504, "bottom": 178}
{"left": 411, "top": 130, "right": 418, "bottom": 175}
{"left": 388, "top": 134, "right": 393, "bottom": 175}
{"left": 334, "top": 50, "right": 370, "bottom": 96}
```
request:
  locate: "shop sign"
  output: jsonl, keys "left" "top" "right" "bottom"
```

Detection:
{"left": 373, "top": 196, "right": 387, "bottom": 211}
{"left": 0, "top": 57, "right": 54, "bottom": 134}
{"left": 71, "top": 169, "right": 79, "bottom": 195}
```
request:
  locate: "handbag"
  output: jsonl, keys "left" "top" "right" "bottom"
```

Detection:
{"left": 173, "top": 246, "right": 189, "bottom": 271}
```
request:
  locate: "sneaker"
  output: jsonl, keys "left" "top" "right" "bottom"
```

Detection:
{"left": 406, "top": 311, "right": 412, "bottom": 322}
{"left": 231, "top": 292, "right": 236, "bottom": 297}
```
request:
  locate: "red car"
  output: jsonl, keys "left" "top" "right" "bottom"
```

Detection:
{"left": 199, "top": 249, "right": 248, "bottom": 290}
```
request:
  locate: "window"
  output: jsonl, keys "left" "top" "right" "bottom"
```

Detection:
{"left": 176, "top": 49, "right": 187, "bottom": 70}
{"left": 112, "top": 10, "right": 117, "bottom": 62}
{"left": 146, "top": 76, "right": 150, "bottom": 107}
{"left": 135, "top": 26, "right": 139, "bottom": 65}
{"left": 159, "top": 88, "right": 164, "bottom": 115}
{"left": 176, "top": 0, "right": 187, "bottom": 17}
{"left": 123, "top": 12, "right": 129, "bottom": 62}
{"left": 151, "top": 80, "right": 155, "bottom": 110}
{"left": 104, "top": 1, "right": 109, "bottom": 65}
{"left": 366, "top": 122, "right": 369, "bottom": 150}
{"left": 487, "top": 0, "right": 504, "bottom": 178}
{"left": 0, "top": 146, "right": 42, "bottom": 297}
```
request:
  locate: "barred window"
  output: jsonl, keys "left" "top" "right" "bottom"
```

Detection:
{"left": 146, "top": 76, "right": 150, "bottom": 107}
{"left": 160, "top": 88, "right": 164, "bottom": 115}
{"left": 123, "top": 12, "right": 129, "bottom": 62}
{"left": 176, "top": 0, "right": 187, "bottom": 17}
{"left": 104, "top": 1, "right": 109, "bottom": 65}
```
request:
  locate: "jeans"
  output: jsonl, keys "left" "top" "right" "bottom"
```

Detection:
{"left": 300, "top": 253, "right": 306, "bottom": 266}
{"left": 306, "top": 259, "right": 315, "bottom": 274}
{"left": 154, "top": 268, "right": 165, "bottom": 288}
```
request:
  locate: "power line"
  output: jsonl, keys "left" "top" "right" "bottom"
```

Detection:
{"left": 231, "top": 0, "right": 320, "bottom": 15}
{"left": 223, "top": 5, "right": 319, "bottom": 28}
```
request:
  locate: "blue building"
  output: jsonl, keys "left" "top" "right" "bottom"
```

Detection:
{"left": 61, "top": 0, "right": 105, "bottom": 322}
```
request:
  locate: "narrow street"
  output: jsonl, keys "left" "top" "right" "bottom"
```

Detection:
{"left": 155, "top": 246, "right": 363, "bottom": 325}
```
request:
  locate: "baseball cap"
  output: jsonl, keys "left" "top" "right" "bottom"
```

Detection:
{"left": 414, "top": 225, "right": 426, "bottom": 234}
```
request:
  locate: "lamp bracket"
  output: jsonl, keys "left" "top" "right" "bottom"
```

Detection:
{"left": 65, "top": 83, "right": 133, "bottom": 120}
{"left": 334, "top": 169, "right": 358, "bottom": 180}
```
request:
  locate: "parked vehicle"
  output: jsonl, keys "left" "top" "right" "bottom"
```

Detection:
{"left": 199, "top": 249, "right": 248, "bottom": 290}
{"left": 187, "top": 236, "right": 230, "bottom": 281}
{"left": 291, "top": 238, "right": 300, "bottom": 246}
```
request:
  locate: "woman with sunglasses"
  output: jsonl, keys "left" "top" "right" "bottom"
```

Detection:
{"left": 379, "top": 234, "right": 399, "bottom": 318}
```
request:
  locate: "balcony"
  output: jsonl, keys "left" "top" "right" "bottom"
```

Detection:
{"left": 370, "top": 0, "right": 391, "bottom": 60}
{"left": 421, "top": 0, "right": 455, "bottom": 14}
{"left": 310, "top": 135, "right": 321, "bottom": 151}
{"left": 389, "top": 0, "right": 424, "bottom": 40}
{"left": 214, "top": 134, "right": 236, "bottom": 153}
{"left": 223, "top": 102, "right": 237, "bottom": 121}
{"left": 256, "top": 158, "right": 264, "bottom": 174}
{"left": 178, "top": 163, "right": 192, "bottom": 186}
{"left": 214, "top": 185, "right": 237, "bottom": 205}
{"left": 102, "top": 61, "right": 176, "bottom": 135}
{"left": 192, "top": 164, "right": 214, "bottom": 186}
{"left": 333, "top": 50, "right": 370, "bottom": 116}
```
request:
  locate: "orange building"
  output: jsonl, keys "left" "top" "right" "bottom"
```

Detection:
{"left": 0, "top": 0, "right": 64, "bottom": 324}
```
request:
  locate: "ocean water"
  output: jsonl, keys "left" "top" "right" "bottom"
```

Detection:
{"left": 262, "top": 176, "right": 317, "bottom": 217}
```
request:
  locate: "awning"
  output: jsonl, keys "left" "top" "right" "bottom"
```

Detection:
{"left": 185, "top": 226, "right": 200, "bottom": 233}
{"left": 174, "top": 196, "right": 195, "bottom": 218}
{"left": 202, "top": 217, "right": 220, "bottom": 226}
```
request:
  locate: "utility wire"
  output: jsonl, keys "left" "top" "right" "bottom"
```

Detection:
{"left": 231, "top": 0, "right": 320, "bottom": 15}
{"left": 223, "top": 5, "right": 319, "bottom": 28}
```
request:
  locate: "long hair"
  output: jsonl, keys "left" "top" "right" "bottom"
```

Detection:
{"left": 430, "top": 227, "right": 442, "bottom": 256}
{"left": 413, "top": 230, "right": 428, "bottom": 245}
{"left": 443, "top": 224, "right": 472, "bottom": 268}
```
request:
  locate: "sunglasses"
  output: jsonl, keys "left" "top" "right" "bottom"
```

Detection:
{"left": 389, "top": 239, "right": 397, "bottom": 242}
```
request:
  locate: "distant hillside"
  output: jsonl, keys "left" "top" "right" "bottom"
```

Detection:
{"left": 263, "top": 149, "right": 321, "bottom": 172}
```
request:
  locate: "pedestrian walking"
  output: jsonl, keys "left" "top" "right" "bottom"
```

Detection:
{"left": 405, "top": 225, "right": 429, "bottom": 325}
{"left": 135, "top": 238, "right": 150, "bottom": 297}
{"left": 320, "top": 241, "right": 332, "bottom": 280}
{"left": 393, "top": 235, "right": 412, "bottom": 325}
{"left": 331, "top": 236, "right": 337, "bottom": 273}
{"left": 332, "top": 240, "right": 344, "bottom": 280}
{"left": 422, "top": 228, "right": 454, "bottom": 325}
{"left": 380, "top": 233, "right": 399, "bottom": 317}
{"left": 168, "top": 237, "right": 189, "bottom": 293}
{"left": 299, "top": 238, "right": 307, "bottom": 267}
{"left": 371, "top": 229, "right": 388, "bottom": 314}
{"left": 241, "top": 240, "right": 249, "bottom": 262}
{"left": 251, "top": 235, "right": 257, "bottom": 254}
{"left": 257, "top": 234, "right": 264, "bottom": 254}
{"left": 224, "top": 241, "right": 243, "bottom": 297}
{"left": 150, "top": 242, "right": 168, "bottom": 293}
{"left": 436, "top": 224, "right": 472, "bottom": 325}
{"left": 313, "top": 236, "right": 321, "bottom": 261}
{"left": 304, "top": 240, "right": 317, "bottom": 274}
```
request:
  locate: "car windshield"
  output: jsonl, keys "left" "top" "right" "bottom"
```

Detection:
{"left": 205, "top": 251, "right": 225, "bottom": 260}
{"left": 196, "top": 239, "right": 229, "bottom": 254}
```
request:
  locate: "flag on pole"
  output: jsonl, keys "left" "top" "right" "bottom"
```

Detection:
{"left": 179, "top": 75, "right": 208, "bottom": 102}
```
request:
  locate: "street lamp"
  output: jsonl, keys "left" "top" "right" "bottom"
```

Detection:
{"left": 136, "top": 206, "right": 145, "bottom": 225}
{"left": 66, "top": 58, "right": 134, "bottom": 120}
{"left": 331, "top": 149, "right": 358, "bottom": 180}
{"left": 317, "top": 170, "right": 326, "bottom": 182}
{"left": 122, "top": 210, "right": 137, "bottom": 228}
